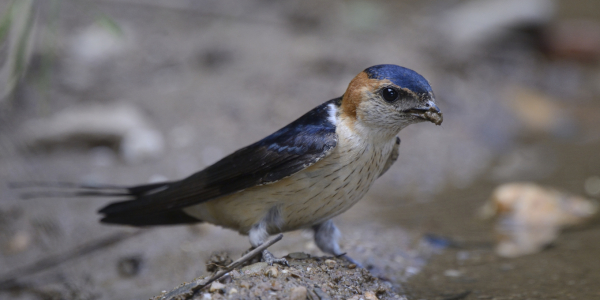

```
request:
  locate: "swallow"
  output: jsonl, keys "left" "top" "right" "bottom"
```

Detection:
{"left": 21, "top": 64, "right": 442, "bottom": 266}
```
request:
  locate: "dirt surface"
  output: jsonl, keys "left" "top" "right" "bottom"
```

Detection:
{"left": 1, "top": 0, "right": 600, "bottom": 299}
{"left": 155, "top": 253, "right": 403, "bottom": 300}
{"left": 400, "top": 139, "right": 600, "bottom": 300}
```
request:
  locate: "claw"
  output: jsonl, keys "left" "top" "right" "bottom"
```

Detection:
{"left": 262, "top": 250, "right": 289, "bottom": 266}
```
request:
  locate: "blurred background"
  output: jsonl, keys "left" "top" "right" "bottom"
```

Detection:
{"left": 1, "top": 0, "right": 599, "bottom": 299}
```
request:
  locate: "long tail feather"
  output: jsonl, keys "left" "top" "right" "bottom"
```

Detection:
{"left": 9, "top": 181, "right": 172, "bottom": 199}
{"left": 9, "top": 180, "right": 202, "bottom": 226}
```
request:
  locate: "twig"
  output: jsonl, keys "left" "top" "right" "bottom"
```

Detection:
{"left": 187, "top": 234, "right": 283, "bottom": 298}
{"left": 0, "top": 230, "right": 147, "bottom": 289}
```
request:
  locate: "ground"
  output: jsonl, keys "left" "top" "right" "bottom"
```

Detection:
{"left": 1, "top": 0, "right": 600, "bottom": 299}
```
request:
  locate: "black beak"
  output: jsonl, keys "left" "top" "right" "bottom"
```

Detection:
{"left": 403, "top": 100, "right": 443, "bottom": 125}
{"left": 411, "top": 100, "right": 440, "bottom": 113}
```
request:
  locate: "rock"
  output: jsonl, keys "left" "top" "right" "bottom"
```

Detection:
{"left": 152, "top": 255, "right": 403, "bottom": 300}
{"left": 364, "top": 291, "right": 379, "bottom": 300}
{"left": 347, "top": 263, "right": 357, "bottom": 269}
{"left": 324, "top": 259, "right": 337, "bottom": 269}
{"left": 480, "top": 182, "right": 599, "bottom": 257}
{"left": 289, "top": 286, "right": 307, "bottom": 300}
{"left": 209, "top": 281, "right": 225, "bottom": 293}
{"left": 265, "top": 266, "right": 278, "bottom": 278}
{"left": 20, "top": 103, "right": 164, "bottom": 164}
{"left": 69, "top": 22, "right": 128, "bottom": 65}
{"left": 120, "top": 128, "right": 165, "bottom": 164}
{"left": 240, "top": 262, "right": 268, "bottom": 275}
{"left": 62, "top": 22, "right": 131, "bottom": 92}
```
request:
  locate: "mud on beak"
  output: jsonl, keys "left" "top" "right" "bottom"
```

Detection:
{"left": 404, "top": 100, "right": 443, "bottom": 125}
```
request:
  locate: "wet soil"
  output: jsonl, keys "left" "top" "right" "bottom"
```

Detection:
{"left": 390, "top": 139, "right": 600, "bottom": 300}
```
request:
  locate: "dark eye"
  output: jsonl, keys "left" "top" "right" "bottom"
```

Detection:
{"left": 381, "top": 87, "right": 399, "bottom": 102}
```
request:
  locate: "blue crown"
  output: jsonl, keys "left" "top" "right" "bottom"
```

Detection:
{"left": 364, "top": 64, "right": 432, "bottom": 95}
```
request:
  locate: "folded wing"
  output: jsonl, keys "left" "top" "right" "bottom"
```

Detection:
{"left": 99, "top": 98, "right": 341, "bottom": 224}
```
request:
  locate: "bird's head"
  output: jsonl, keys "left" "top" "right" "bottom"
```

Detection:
{"left": 341, "top": 64, "right": 442, "bottom": 138}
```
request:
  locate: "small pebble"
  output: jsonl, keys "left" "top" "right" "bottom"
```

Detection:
{"left": 209, "top": 281, "right": 225, "bottom": 293}
{"left": 365, "top": 290, "right": 379, "bottom": 300}
{"left": 270, "top": 280, "right": 282, "bottom": 291}
{"left": 239, "top": 281, "right": 251, "bottom": 289}
{"left": 324, "top": 259, "right": 337, "bottom": 269}
{"left": 289, "top": 286, "right": 308, "bottom": 300}
{"left": 348, "top": 263, "right": 357, "bottom": 269}
{"left": 375, "top": 284, "right": 389, "bottom": 294}
{"left": 265, "top": 266, "right": 279, "bottom": 278}
{"left": 240, "top": 262, "right": 268, "bottom": 275}
{"left": 117, "top": 255, "right": 143, "bottom": 277}
{"left": 256, "top": 282, "right": 271, "bottom": 291}
{"left": 227, "top": 288, "right": 238, "bottom": 295}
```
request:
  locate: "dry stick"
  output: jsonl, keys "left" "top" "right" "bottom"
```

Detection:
{"left": 189, "top": 233, "right": 283, "bottom": 296}
{"left": 0, "top": 230, "right": 147, "bottom": 289}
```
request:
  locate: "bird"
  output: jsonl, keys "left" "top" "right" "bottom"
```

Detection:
{"left": 20, "top": 64, "right": 442, "bottom": 266}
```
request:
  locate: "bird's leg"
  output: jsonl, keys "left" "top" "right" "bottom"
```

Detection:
{"left": 249, "top": 221, "right": 289, "bottom": 266}
{"left": 313, "top": 220, "right": 362, "bottom": 267}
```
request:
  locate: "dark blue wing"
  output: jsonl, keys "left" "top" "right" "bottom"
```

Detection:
{"left": 99, "top": 97, "right": 340, "bottom": 221}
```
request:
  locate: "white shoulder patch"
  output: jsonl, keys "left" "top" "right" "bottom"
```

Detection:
{"left": 327, "top": 103, "right": 338, "bottom": 126}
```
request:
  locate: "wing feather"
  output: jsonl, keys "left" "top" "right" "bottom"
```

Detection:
{"left": 99, "top": 97, "right": 341, "bottom": 220}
